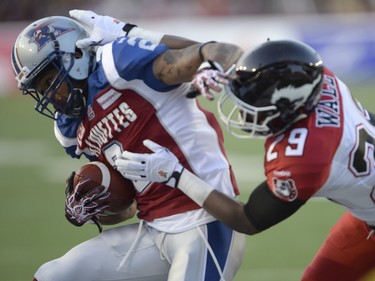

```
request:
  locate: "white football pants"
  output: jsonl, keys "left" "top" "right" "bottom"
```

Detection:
{"left": 34, "top": 220, "right": 246, "bottom": 281}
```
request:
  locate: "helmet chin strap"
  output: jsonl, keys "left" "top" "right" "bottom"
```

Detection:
{"left": 65, "top": 88, "right": 86, "bottom": 119}
{"left": 62, "top": 48, "right": 95, "bottom": 120}
{"left": 48, "top": 27, "right": 93, "bottom": 120}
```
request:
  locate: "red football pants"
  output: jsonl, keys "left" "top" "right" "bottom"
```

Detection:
{"left": 301, "top": 211, "right": 375, "bottom": 281}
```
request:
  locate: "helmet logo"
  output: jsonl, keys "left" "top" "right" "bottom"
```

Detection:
{"left": 271, "top": 74, "right": 322, "bottom": 109}
{"left": 26, "top": 21, "right": 74, "bottom": 51}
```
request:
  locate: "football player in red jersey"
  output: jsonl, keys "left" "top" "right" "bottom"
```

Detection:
{"left": 12, "top": 10, "right": 246, "bottom": 281}
{"left": 117, "top": 39, "right": 375, "bottom": 281}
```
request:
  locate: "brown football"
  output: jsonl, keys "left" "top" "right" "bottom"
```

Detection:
{"left": 73, "top": 161, "right": 136, "bottom": 217}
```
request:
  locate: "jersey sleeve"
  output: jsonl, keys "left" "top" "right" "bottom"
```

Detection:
{"left": 54, "top": 115, "right": 97, "bottom": 161}
{"left": 266, "top": 160, "right": 331, "bottom": 201}
{"left": 110, "top": 37, "right": 178, "bottom": 92}
{"left": 244, "top": 181, "right": 306, "bottom": 231}
{"left": 264, "top": 117, "right": 340, "bottom": 202}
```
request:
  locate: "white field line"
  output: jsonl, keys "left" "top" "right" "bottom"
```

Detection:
{"left": 0, "top": 139, "right": 332, "bottom": 202}
{"left": 0, "top": 139, "right": 265, "bottom": 185}
{"left": 0, "top": 139, "right": 84, "bottom": 183}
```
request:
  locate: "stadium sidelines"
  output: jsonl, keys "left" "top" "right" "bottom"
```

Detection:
{"left": 0, "top": 139, "right": 264, "bottom": 186}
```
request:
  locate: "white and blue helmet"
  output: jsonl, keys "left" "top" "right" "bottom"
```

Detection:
{"left": 11, "top": 16, "right": 95, "bottom": 119}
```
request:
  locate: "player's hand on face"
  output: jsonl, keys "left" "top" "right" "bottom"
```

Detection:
{"left": 187, "top": 60, "right": 230, "bottom": 101}
{"left": 64, "top": 172, "right": 111, "bottom": 229}
{"left": 115, "top": 140, "right": 184, "bottom": 188}
{"left": 69, "top": 9, "right": 126, "bottom": 49}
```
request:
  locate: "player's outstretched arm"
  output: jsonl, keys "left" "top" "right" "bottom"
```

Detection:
{"left": 180, "top": 170, "right": 306, "bottom": 235}
{"left": 69, "top": 9, "right": 199, "bottom": 49}
{"left": 179, "top": 168, "right": 260, "bottom": 234}
{"left": 115, "top": 139, "right": 306, "bottom": 235}
{"left": 204, "top": 191, "right": 257, "bottom": 234}
{"left": 159, "top": 35, "right": 199, "bottom": 49}
{"left": 114, "top": 139, "right": 259, "bottom": 234}
{"left": 153, "top": 41, "right": 243, "bottom": 85}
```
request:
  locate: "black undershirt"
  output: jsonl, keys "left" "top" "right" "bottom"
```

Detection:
{"left": 243, "top": 181, "right": 306, "bottom": 232}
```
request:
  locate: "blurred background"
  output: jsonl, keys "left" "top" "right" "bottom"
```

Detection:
{"left": 1, "top": 1, "right": 375, "bottom": 280}
{"left": 2, "top": 0, "right": 375, "bottom": 96}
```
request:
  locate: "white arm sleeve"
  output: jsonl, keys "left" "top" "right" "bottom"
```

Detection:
{"left": 127, "top": 27, "right": 164, "bottom": 45}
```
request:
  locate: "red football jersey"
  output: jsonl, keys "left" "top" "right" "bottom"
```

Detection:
{"left": 55, "top": 40, "right": 238, "bottom": 232}
{"left": 264, "top": 68, "right": 375, "bottom": 225}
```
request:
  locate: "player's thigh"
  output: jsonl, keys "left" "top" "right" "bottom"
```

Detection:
{"left": 35, "top": 223, "right": 170, "bottom": 281}
{"left": 302, "top": 212, "right": 375, "bottom": 281}
{"left": 150, "top": 221, "right": 245, "bottom": 281}
{"left": 315, "top": 211, "right": 375, "bottom": 264}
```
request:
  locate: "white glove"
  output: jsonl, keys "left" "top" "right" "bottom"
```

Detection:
{"left": 115, "top": 139, "right": 184, "bottom": 188}
{"left": 69, "top": 9, "right": 127, "bottom": 48}
{"left": 187, "top": 60, "right": 229, "bottom": 100}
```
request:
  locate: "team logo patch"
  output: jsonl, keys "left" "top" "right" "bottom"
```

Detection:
{"left": 271, "top": 177, "right": 298, "bottom": 201}
{"left": 158, "top": 170, "right": 168, "bottom": 180}
{"left": 87, "top": 105, "right": 95, "bottom": 121}
{"left": 26, "top": 21, "right": 74, "bottom": 51}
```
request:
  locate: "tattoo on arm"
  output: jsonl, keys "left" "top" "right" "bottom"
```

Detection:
{"left": 154, "top": 42, "right": 243, "bottom": 85}
{"left": 201, "top": 43, "right": 243, "bottom": 70}
{"left": 154, "top": 45, "right": 201, "bottom": 85}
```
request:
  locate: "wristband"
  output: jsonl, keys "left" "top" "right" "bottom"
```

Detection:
{"left": 199, "top": 41, "right": 217, "bottom": 61}
{"left": 197, "top": 60, "right": 224, "bottom": 72}
{"left": 177, "top": 169, "right": 215, "bottom": 206}
{"left": 122, "top": 23, "right": 138, "bottom": 35}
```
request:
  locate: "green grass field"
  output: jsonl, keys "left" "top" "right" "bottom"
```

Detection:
{"left": 0, "top": 84, "right": 373, "bottom": 281}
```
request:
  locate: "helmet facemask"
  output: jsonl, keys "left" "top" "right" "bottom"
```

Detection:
{"left": 219, "top": 61, "right": 323, "bottom": 138}
{"left": 218, "top": 87, "right": 280, "bottom": 138}
{"left": 22, "top": 51, "right": 86, "bottom": 119}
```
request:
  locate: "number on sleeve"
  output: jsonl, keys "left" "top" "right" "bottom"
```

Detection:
{"left": 266, "top": 134, "right": 284, "bottom": 161}
{"left": 285, "top": 128, "right": 308, "bottom": 156}
{"left": 266, "top": 128, "right": 308, "bottom": 161}
{"left": 118, "top": 37, "right": 157, "bottom": 51}
{"left": 349, "top": 124, "right": 375, "bottom": 177}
